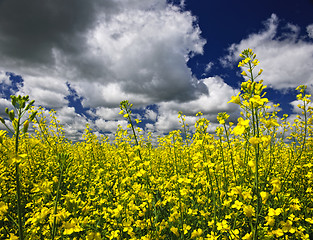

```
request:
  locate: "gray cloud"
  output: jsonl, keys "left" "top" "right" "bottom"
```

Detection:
{"left": 0, "top": 0, "right": 209, "bottom": 139}
{"left": 0, "top": 0, "right": 206, "bottom": 109}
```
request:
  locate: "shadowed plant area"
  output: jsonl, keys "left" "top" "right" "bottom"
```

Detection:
{"left": 1, "top": 49, "right": 313, "bottom": 239}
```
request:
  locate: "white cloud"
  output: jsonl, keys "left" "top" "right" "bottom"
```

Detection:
{"left": 144, "top": 109, "right": 158, "bottom": 122}
{"left": 221, "top": 14, "right": 313, "bottom": 91}
{"left": 0, "top": 71, "right": 10, "bottom": 86}
{"left": 154, "top": 76, "right": 240, "bottom": 134}
{"left": 307, "top": 24, "right": 313, "bottom": 39}
{"left": 78, "top": 5, "right": 206, "bottom": 106}
{"left": 95, "top": 107, "right": 121, "bottom": 121}
{"left": 95, "top": 119, "right": 128, "bottom": 133}
{"left": 204, "top": 62, "right": 214, "bottom": 75}
{"left": 15, "top": 75, "right": 69, "bottom": 108}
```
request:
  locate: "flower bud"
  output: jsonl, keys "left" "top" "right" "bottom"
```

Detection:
{"left": 23, "top": 120, "right": 29, "bottom": 133}
{"left": 29, "top": 111, "right": 37, "bottom": 121}
{"left": 12, "top": 118, "right": 18, "bottom": 131}
{"left": 9, "top": 110, "right": 15, "bottom": 121}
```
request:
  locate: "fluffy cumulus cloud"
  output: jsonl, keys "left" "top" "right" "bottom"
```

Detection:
{"left": 0, "top": 0, "right": 208, "bottom": 139}
{"left": 221, "top": 14, "right": 313, "bottom": 91}
{"left": 0, "top": 0, "right": 206, "bottom": 107}
{"left": 154, "top": 76, "right": 240, "bottom": 134}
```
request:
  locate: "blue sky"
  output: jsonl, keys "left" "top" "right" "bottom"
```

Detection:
{"left": 0, "top": 0, "right": 313, "bottom": 140}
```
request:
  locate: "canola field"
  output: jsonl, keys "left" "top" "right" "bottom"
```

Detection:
{"left": 0, "top": 49, "right": 313, "bottom": 239}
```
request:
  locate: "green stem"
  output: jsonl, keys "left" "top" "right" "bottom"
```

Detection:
{"left": 15, "top": 163, "right": 24, "bottom": 240}
{"left": 51, "top": 160, "right": 64, "bottom": 240}
{"left": 15, "top": 109, "right": 24, "bottom": 240}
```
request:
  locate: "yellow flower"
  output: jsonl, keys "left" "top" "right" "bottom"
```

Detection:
{"left": 243, "top": 205, "right": 255, "bottom": 217}
{"left": 268, "top": 207, "right": 282, "bottom": 217}
{"left": 249, "top": 136, "right": 262, "bottom": 146}
{"left": 241, "top": 71, "right": 248, "bottom": 76}
{"left": 261, "top": 135, "right": 271, "bottom": 148}
{"left": 248, "top": 160, "right": 255, "bottom": 172}
{"left": 305, "top": 218, "right": 313, "bottom": 224}
{"left": 265, "top": 216, "right": 275, "bottom": 226}
{"left": 233, "top": 117, "right": 249, "bottom": 135}
{"left": 270, "top": 178, "right": 281, "bottom": 195}
{"left": 242, "top": 232, "right": 253, "bottom": 240}
{"left": 249, "top": 95, "right": 268, "bottom": 108}
{"left": 252, "top": 59, "right": 259, "bottom": 66}
{"left": 191, "top": 228, "right": 203, "bottom": 239}
{"left": 63, "top": 218, "right": 83, "bottom": 235}
{"left": 0, "top": 130, "right": 6, "bottom": 144}
{"left": 7, "top": 233, "right": 19, "bottom": 240}
{"left": 231, "top": 200, "right": 243, "bottom": 210}
{"left": 227, "top": 93, "right": 241, "bottom": 105}
{"left": 0, "top": 202, "right": 8, "bottom": 220}
{"left": 272, "top": 228, "right": 284, "bottom": 237}
{"left": 170, "top": 227, "right": 180, "bottom": 237}
{"left": 87, "top": 232, "right": 101, "bottom": 240}
{"left": 260, "top": 191, "right": 269, "bottom": 204}
{"left": 183, "top": 224, "right": 191, "bottom": 234}
{"left": 217, "top": 220, "right": 229, "bottom": 232}
{"left": 244, "top": 57, "right": 251, "bottom": 63}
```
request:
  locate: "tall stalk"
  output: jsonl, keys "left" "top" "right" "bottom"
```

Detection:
{"left": 0, "top": 95, "right": 37, "bottom": 240}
